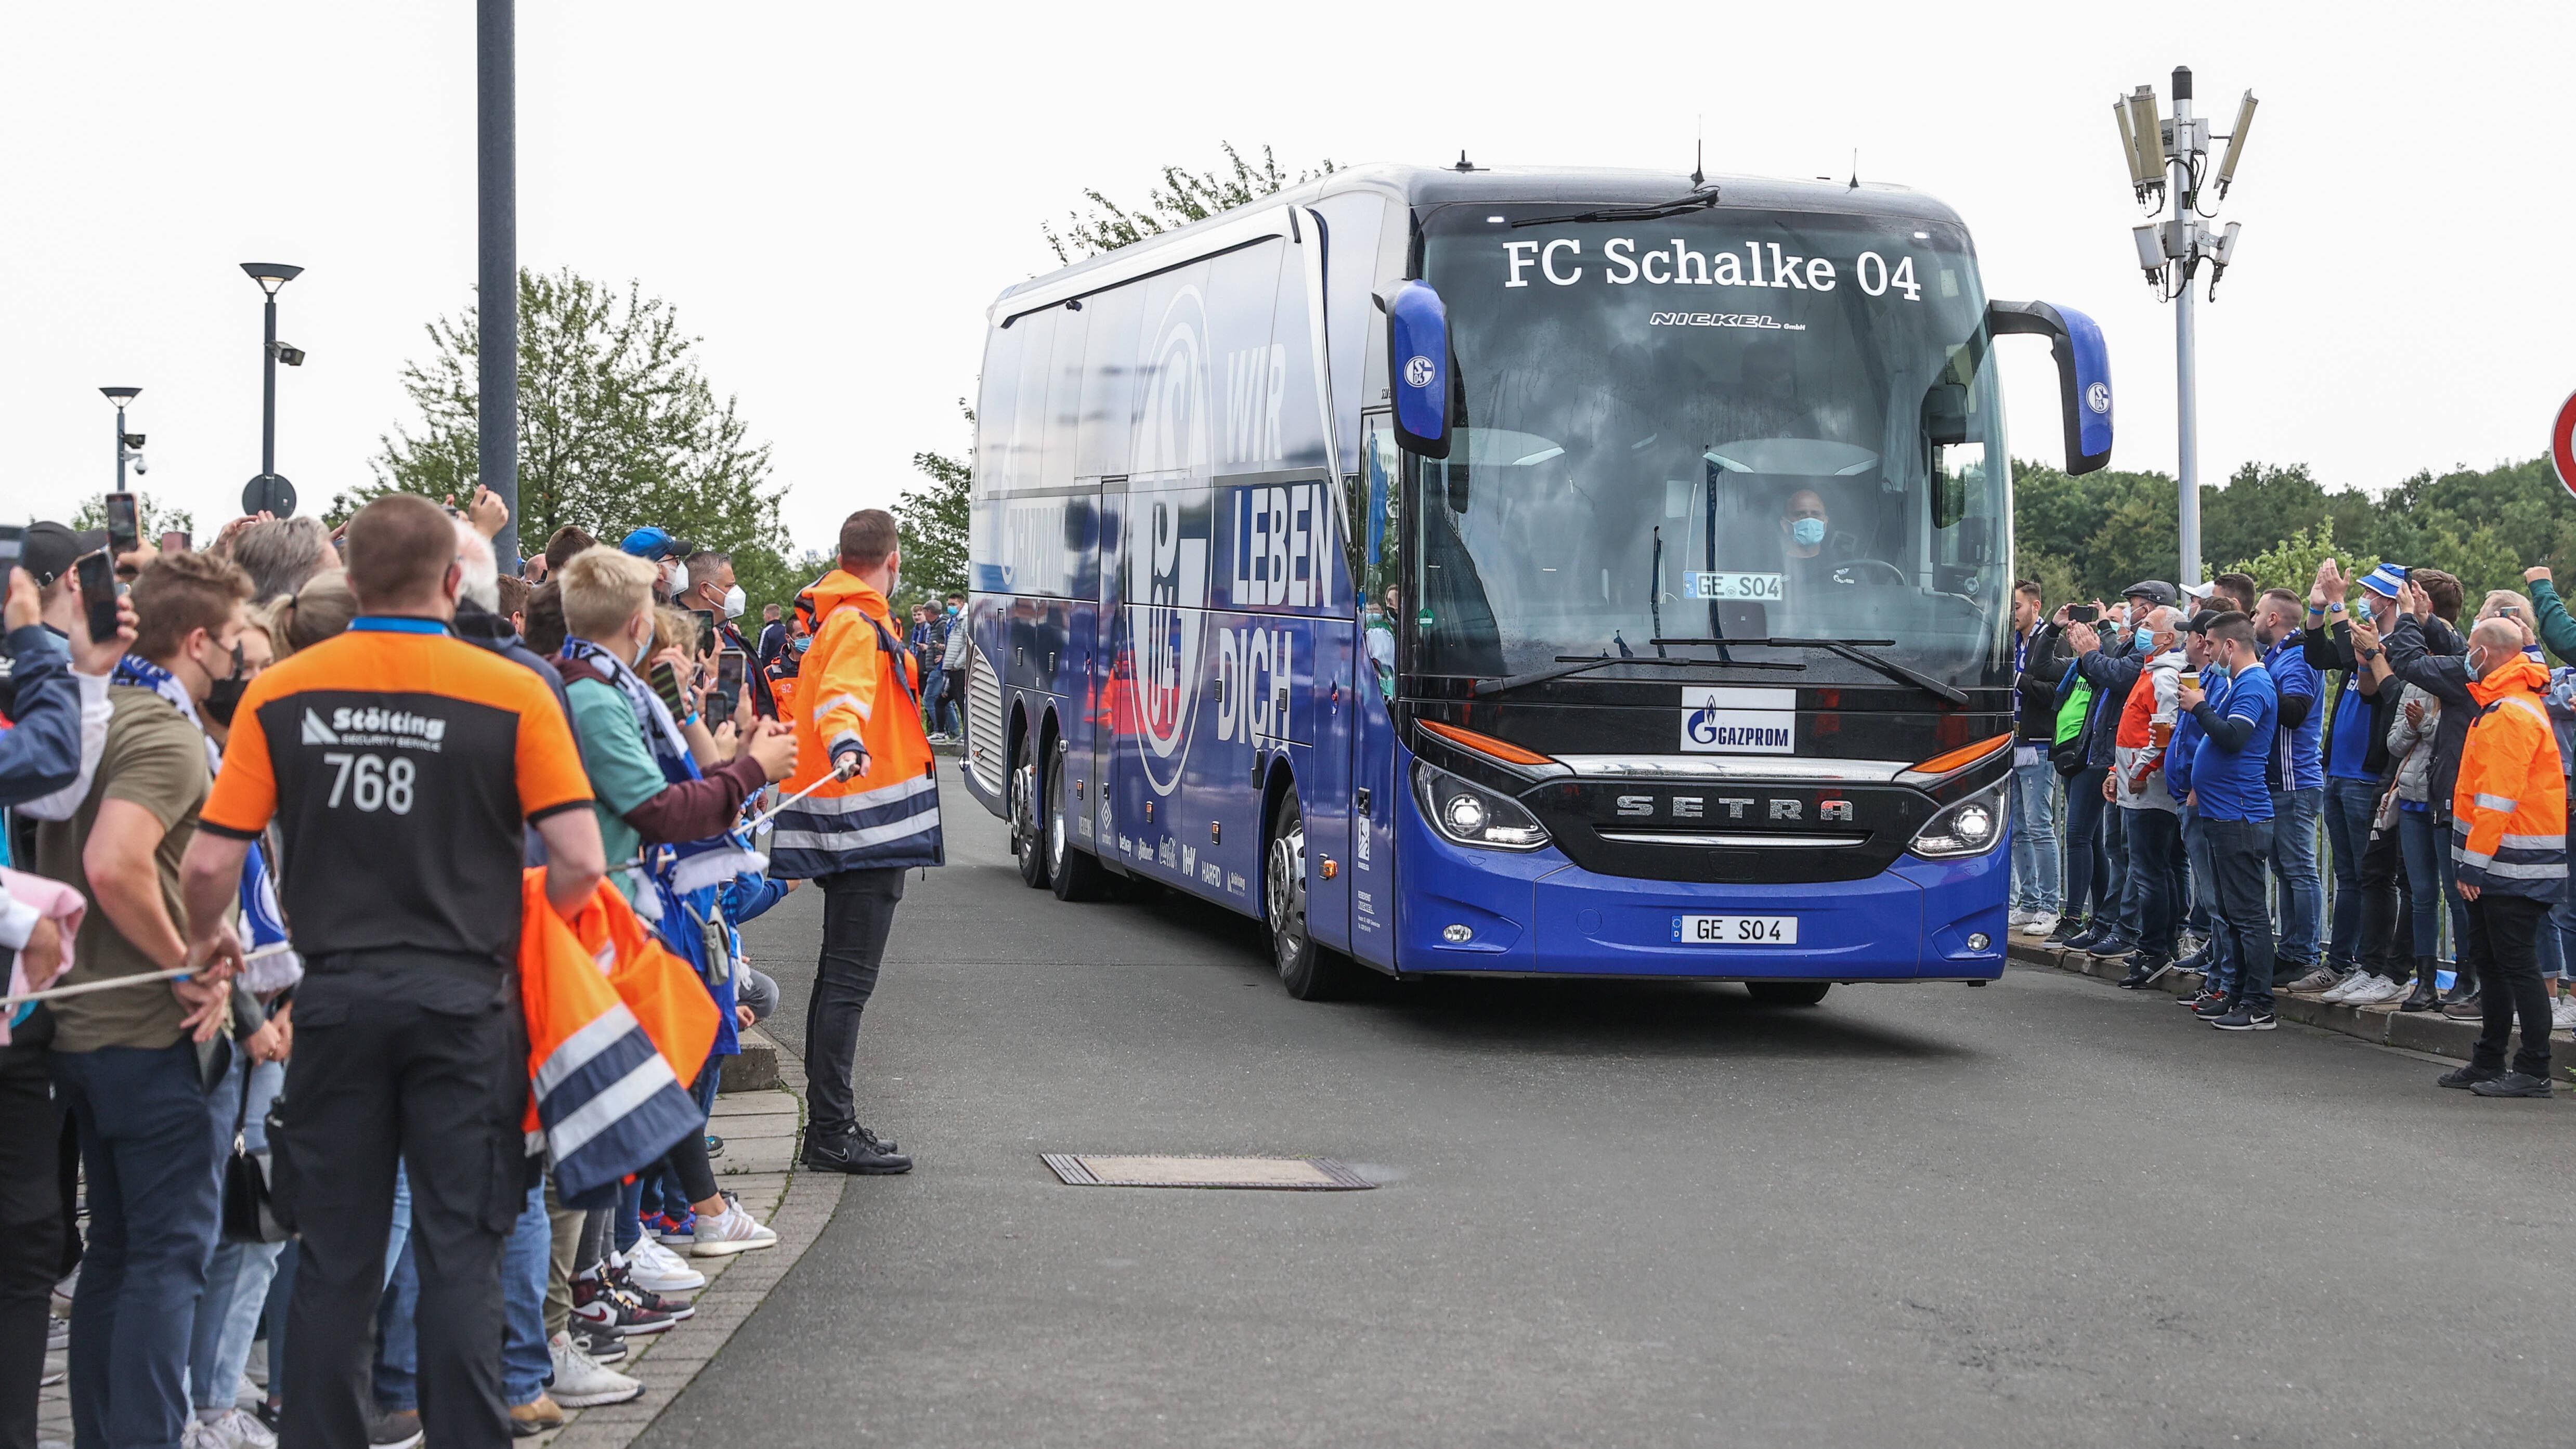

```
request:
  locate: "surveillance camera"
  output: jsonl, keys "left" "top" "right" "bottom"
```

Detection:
{"left": 269, "top": 342, "right": 307, "bottom": 367}
{"left": 132, "top": 454, "right": 147, "bottom": 476}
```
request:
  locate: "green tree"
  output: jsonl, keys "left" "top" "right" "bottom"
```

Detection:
{"left": 1044, "top": 143, "right": 1335, "bottom": 264}
{"left": 892, "top": 400, "right": 973, "bottom": 617}
{"left": 353, "top": 266, "right": 792, "bottom": 601}
{"left": 2221, "top": 516, "right": 2374, "bottom": 603}
{"left": 73, "top": 493, "right": 195, "bottom": 541}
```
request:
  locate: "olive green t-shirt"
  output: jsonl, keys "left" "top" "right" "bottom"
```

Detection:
{"left": 34, "top": 686, "right": 213, "bottom": 1053}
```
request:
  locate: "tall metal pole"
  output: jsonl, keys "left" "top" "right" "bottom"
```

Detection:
{"left": 113, "top": 405, "right": 129, "bottom": 493}
{"left": 478, "top": 0, "right": 520, "bottom": 568}
{"left": 2169, "top": 66, "right": 2200, "bottom": 588}
{"left": 260, "top": 295, "right": 279, "bottom": 477}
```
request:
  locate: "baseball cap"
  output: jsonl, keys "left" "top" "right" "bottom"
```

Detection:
{"left": 2121, "top": 579, "right": 2178, "bottom": 608}
{"left": 2183, "top": 609, "right": 2223, "bottom": 635}
{"left": 619, "top": 527, "right": 695, "bottom": 562}
{"left": 18, "top": 522, "right": 79, "bottom": 587}
{"left": 2358, "top": 563, "right": 2408, "bottom": 601}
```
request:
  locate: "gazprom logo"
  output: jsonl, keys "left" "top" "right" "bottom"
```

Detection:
{"left": 1679, "top": 686, "right": 1796, "bottom": 754}
{"left": 2086, "top": 381, "right": 2112, "bottom": 415}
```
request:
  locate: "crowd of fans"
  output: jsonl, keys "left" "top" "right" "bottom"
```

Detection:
{"left": 2010, "top": 558, "right": 2570, "bottom": 1094}
{"left": 0, "top": 490, "right": 942, "bottom": 1447}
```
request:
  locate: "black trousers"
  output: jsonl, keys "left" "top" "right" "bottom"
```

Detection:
{"left": 2461, "top": 892, "right": 2553, "bottom": 1078}
{"left": 0, "top": 1050, "right": 63, "bottom": 1449}
{"left": 275, "top": 982, "right": 528, "bottom": 1449}
{"left": 2359, "top": 823, "right": 2411, "bottom": 981}
{"left": 806, "top": 867, "right": 908, "bottom": 1135}
{"left": 2205, "top": 817, "right": 2279, "bottom": 1011}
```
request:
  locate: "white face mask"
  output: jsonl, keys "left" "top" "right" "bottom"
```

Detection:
{"left": 721, "top": 584, "right": 746, "bottom": 619}
{"left": 666, "top": 562, "right": 687, "bottom": 596}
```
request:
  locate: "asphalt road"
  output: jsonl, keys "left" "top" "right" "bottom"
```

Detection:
{"left": 643, "top": 775, "right": 2570, "bottom": 1448}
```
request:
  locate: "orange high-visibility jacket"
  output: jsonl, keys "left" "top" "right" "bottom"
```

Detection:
{"left": 770, "top": 569, "right": 942, "bottom": 878}
{"left": 2451, "top": 651, "right": 2569, "bottom": 903}
{"left": 520, "top": 870, "right": 720, "bottom": 1202}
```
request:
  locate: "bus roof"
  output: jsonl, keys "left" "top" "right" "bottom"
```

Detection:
{"left": 994, "top": 162, "right": 1970, "bottom": 307}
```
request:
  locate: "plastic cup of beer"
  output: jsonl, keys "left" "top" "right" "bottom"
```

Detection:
{"left": 2150, "top": 719, "right": 2173, "bottom": 747}
{"left": 2180, "top": 671, "right": 2199, "bottom": 691}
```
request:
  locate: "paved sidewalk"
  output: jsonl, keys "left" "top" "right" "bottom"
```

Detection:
{"left": 35, "top": 1033, "right": 839, "bottom": 1447}
{"left": 2009, "top": 937, "right": 2576, "bottom": 1082}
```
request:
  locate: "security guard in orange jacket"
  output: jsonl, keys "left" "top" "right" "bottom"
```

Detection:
{"left": 2444, "top": 619, "right": 2566, "bottom": 1096}
{"left": 773, "top": 509, "right": 936, "bottom": 1171}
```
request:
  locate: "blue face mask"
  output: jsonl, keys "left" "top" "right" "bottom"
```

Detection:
{"left": 793, "top": 635, "right": 812, "bottom": 654}
{"left": 1789, "top": 517, "right": 1826, "bottom": 547}
{"left": 2133, "top": 624, "right": 2158, "bottom": 651}
{"left": 2204, "top": 661, "right": 2230, "bottom": 680}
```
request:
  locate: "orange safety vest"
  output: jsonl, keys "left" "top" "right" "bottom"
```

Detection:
{"left": 2452, "top": 652, "right": 2570, "bottom": 902}
{"left": 770, "top": 569, "right": 942, "bottom": 877}
{"left": 519, "top": 870, "right": 720, "bottom": 1202}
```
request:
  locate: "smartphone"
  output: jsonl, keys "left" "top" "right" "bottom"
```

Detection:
{"left": 160, "top": 530, "right": 190, "bottom": 554}
{"left": 648, "top": 660, "right": 691, "bottom": 718}
{"left": 2066, "top": 604, "right": 2099, "bottom": 623}
{"left": 0, "top": 525, "right": 22, "bottom": 569}
{"left": 103, "top": 493, "right": 140, "bottom": 557}
{"left": 76, "top": 553, "right": 119, "bottom": 645}
{"left": 714, "top": 648, "right": 746, "bottom": 719}
{"left": 691, "top": 608, "right": 718, "bottom": 658}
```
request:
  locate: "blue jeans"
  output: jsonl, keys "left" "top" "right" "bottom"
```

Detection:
{"left": 2320, "top": 777, "right": 2381, "bottom": 970}
{"left": 191, "top": 1056, "right": 288, "bottom": 1413}
{"left": 374, "top": 1238, "right": 421, "bottom": 1413}
{"left": 2396, "top": 807, "right": 2464, "bottom": 960}
{"left": 2182, "top": 807, "right": 2234, "bottom": 987}
{"left": 2269, "top": 787, "right": 2325, "bottom": 965}
{"left": 52, "top": 1043, "right": 225, "bottom": 1449}
{"left": 2062, "top": 768, "right": 2112, "bottom": 923}
{"left": 501, "top": 1178, "right": 551, "bottom": 1406}
{"left": 2118, "top": 807, "right": 2184, "bottom": 958}
{"left": 2009, "top": 759, "right": 2062, "bottom": 912}
{"left": 2101, "top": 799, "right": 2135, "bottom": 937}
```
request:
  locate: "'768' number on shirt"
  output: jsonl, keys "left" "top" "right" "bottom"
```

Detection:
{"left": 322, "top": 752, "right": 416, "bottom": 814}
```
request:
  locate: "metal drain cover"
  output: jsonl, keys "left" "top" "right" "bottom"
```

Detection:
{"left": 1042, "top": 1154, "right": 1374, "bottom": 1190}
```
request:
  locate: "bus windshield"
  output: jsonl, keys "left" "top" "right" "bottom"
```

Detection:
{"left": 1410, "top": 205, "right": 2008, "bottom": 690}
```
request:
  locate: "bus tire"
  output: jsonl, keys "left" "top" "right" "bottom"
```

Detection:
{"left": 1266, "top": 794, "right": 1358, "bottom": 1001}
{"left": 1047, "top": 739, "right": 1111, "bottom": 902}
{"left": 1011, "top": 738, "right": 1050, "bottom": 890}
{"left": 1745, "top": 981, "right": 1831, "bottom": 1007}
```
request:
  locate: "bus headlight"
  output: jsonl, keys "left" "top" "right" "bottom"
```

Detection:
{"left": 1413, "top": 762, "right": 1551, "bottom": 851}
{"left": 1909, "top": 779, "right": 2008, "bottom": 859}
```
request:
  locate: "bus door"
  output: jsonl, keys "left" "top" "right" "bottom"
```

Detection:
{"left": 1083, "top": 479, "right": 1127, "bottom": 866}
{"left": 1344, "top": 415, "right": 1403, "bottom": 970}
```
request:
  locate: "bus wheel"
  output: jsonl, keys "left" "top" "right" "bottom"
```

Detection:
{"left": 1266, "top": 795, "right": 1357, "bottom": 1000}
{"left": 1745, "top": 981, "right": 1831, "bottom": 1007}
{"left": 1011, "top": 742, "right": 1050, "bottom": 890}
{"left": 1047, "top": 739, "right": 1110, "bottom": 902}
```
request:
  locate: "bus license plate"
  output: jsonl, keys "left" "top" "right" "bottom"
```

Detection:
{"left": 1682, "top": 571, "right": 1785, "bottom": 602}
{"left": 1673, "top": 914, "right": 1797, "bottom": 945}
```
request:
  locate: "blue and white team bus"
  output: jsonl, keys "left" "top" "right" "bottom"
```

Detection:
{"left": 954, "top": 162, "right": 2113, "bottom": 1002}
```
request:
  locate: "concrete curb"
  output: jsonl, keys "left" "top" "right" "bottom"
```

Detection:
{"left": 2009, "top": 938, "right": 2576, "bottom": 1082}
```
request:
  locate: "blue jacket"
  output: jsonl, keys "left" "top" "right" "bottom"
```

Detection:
{"left": 2059, "top": 647, "right": 2145, "bottom": 771}
{"left": 0, "top": 626, "right": 82, "bottom": 809}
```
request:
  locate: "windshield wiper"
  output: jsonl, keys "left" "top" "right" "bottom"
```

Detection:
{"left": 1467, "top": 649, "right": 1800, "bottom": 698}
{"left": 1650, "top": 637, "right": 1970, "bottom": 706}
{"left": 1509, "top": 185, "right": 1722, "bottom": 229}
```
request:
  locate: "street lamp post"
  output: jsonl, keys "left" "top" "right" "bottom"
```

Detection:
{"left": 239, "top": 262, "right": 305, "bottom": 517}
{"left": 99, "top": 387, "right": 142, "bottom": 492}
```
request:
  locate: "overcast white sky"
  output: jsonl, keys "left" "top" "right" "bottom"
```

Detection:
{"left": 4, "top": 1, "right": 2570, "bottom": 547}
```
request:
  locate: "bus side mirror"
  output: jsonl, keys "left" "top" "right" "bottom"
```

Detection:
{"left": 1386, "top": 281, "right": 1452, "bottom": 460}
{"left": 1988, "top": 300, "right": 2112, "bottom": 475}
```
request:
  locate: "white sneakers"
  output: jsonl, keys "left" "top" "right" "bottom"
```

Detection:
{"left": 183, "top": 1409, "right": 276, "bottom": 1449}
{"left": 689, "top": 1190, "right": 780, "bottom": 1258}
{"left": 624, "top": 1236, "right": 707, "bottom": 1293}
{"left": 2320, "top": 972, "right": 2373, "bottom": 1003}
{"left": 548, "top": 1330, "right": 643, "bottom": 1407}
{"left": 2008, "top": 907, "right": 2035, "bottom": 928}
{"left": 2552, "top": 995, "right": 2576, "bottom": 1031}
{"left": 2017, "top": 911, "right": 2060, "bottom": 938}
{"left": 2331, "top": 974, "right": 2403, "bottom": 1006}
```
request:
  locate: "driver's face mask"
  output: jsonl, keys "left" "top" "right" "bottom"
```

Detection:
{"left": 1789, "top": 517, "right": 1827, "bottom": 547}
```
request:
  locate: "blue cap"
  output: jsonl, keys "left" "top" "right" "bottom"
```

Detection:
{"left": 619, "top": 527, "right": 694, "bottom": 561}
{"left": 2359, "top": 563, "right": 2407, "bottom": 600}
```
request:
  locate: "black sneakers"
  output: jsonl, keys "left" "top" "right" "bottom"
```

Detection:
{"left": 803, "top": 1121, "right": 914, "bottom": 1175}
{"left": 2209, "top": 1007, "right": 2277, "bottom": 1032}
{"left": 2116, "top": 957, "right": 2172, "bottom": 990}
{"left": 2436, "top": 1064, "right": 2499, "bottom": 1090}
{"left": 2468, "top": 1071, "right": 2554, "bottom": 1099}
